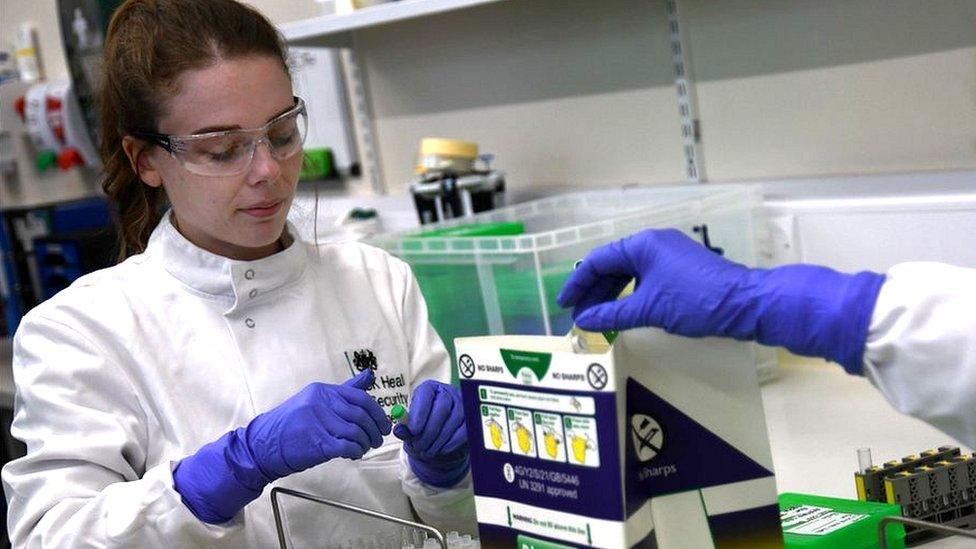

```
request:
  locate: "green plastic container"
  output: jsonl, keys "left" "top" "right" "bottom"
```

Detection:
{"left": 413, "top": 221, "right": 525, "bottom": 238}
{"left": 779, "top": 493, "right": 905, "bottom": 549}
{"left": 368, "top": 186, "right": 773, "bottom": 382}
{"left": 299, "top": 147, "right": 334, "bottom": 180}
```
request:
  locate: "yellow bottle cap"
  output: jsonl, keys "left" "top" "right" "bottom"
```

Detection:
{"left": 419, "top": 138, "right": 478, "bottom": 159}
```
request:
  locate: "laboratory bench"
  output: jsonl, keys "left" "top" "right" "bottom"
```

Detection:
{"left": 763, "top": 353, "right": 973, "bottom": 548}
{"left": 0, "top": 341, "right": 971, "bottom": 546}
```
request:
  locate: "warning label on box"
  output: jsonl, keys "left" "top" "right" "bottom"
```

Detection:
{"left": 481, "top": 404, "right": 510, "bottom": 453}
{"left": 780, "top": 505, "right": 868, "bottom": 536}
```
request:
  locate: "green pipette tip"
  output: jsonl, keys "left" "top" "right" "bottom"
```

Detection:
{"left": 391, "top": 404, "right": 408, "bottom": 422}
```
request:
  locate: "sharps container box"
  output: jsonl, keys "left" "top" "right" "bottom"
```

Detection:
{"left": 456, "top": 328, "right": 785, "bottom": 548}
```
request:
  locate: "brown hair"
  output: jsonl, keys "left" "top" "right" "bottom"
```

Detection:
{"left": 100, "top": 0, "right": 289, "bottom": 260}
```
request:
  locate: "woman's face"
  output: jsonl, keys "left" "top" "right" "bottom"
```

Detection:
{"left": 136, "top": 55, "right": 301, "bottom": 261}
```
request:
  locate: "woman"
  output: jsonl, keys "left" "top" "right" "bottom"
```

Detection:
{"left": 2, "top": 0, "right": 475, "bottom": 546}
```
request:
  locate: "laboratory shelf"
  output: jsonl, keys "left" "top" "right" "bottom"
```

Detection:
{"left": 1, "top": 159, "right": 104, "bottom": 213}
{"left": 280, "top": 0, "right": 507, "bottom": 48}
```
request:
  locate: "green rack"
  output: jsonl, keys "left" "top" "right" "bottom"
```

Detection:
{"left": 780, "top": 492, "right": 905, "bottom": 549}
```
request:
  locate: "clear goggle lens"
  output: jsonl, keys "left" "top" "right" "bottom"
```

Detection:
{"left": 173, "top": 104, "right": 307, "bottom": 177}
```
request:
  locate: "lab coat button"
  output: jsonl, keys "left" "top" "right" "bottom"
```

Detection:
{"left": 249, "top": 289, "right": 258, "bottom": 298}
{"left": 245, "top": 318, "right": 255, "bottom": 328}
{"left": 244, "top": 269, "right": 255, "bottom": 280}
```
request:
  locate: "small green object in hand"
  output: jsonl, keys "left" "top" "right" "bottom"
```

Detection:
{"left": 391, "top": 404, "right": 409, "bottom": 424}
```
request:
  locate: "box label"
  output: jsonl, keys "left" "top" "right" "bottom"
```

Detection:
{"left": 461, "top": 379, "right": 624, "bottom": 524}
{"left": 516, "top": 534, "right": 574, "bottom": 549}
{"left": 625, "top": 378, "right": 774, "bottom": 516}
{"left": 563, "top": 415, "right": 600, "bottom": 468}
{"left": 508, "top": 408, "right": 537, "bottom": 458}
{"left": 480, "top": 385, "right": 595, "bottom": 415}
{"left": 481, "top": 404, "right": 511, "bottom": 453}
{"left": 781, "top": 505, "right": 868, "bottom": 536}
{"left": 500, "top": 349, "right": 552, "bottom": 381}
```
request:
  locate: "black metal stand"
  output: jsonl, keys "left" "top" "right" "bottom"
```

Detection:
{"left": 269, "top": 486, "right": 447, "bottom": 549}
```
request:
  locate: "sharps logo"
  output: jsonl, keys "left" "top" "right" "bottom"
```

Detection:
{"left": 631, "top": 414, "right": 664, "bottom": 462}
{"left": 345, "top": 349, "right": 378, "bottom": 374}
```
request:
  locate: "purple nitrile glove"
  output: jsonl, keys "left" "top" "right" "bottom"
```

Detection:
{"left": 557, "top": 228, "right": 886, "bottom": 374}
{"left": 173, "top": 369, "right": 391, "bottom": 523}
{"left": 393, "top": 380, "right": 469, "bottom": 488}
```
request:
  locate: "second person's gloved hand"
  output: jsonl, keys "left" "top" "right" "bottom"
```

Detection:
{"left": 393, "top": 380, "right": 469, "bottom": 488}
{"left": 557, "top": 228, "right": 885, "bottom": 374}
{"left": 173, "top": 369, "right": 390, "bottom": 524}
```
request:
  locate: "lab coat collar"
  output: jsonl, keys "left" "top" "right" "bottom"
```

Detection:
{"left": 146, "top": 211, "right": 308, "bottom": 302}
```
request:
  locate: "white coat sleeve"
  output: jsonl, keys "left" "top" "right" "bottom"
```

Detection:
{"left": 862, "top": 262, "right": 976, "bottom": 448}
{"left": 1, "top": 313, "right": 244, "bottom": 548}
{"left": 392, "top": 260, "right": 478, "bottom": 536}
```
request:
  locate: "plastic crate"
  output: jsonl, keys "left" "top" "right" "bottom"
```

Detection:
{"left": 368, "top": 184, "right": 776, "bottom": 380}
{"left": 33, "top": 228, "right": 116, "bottom": 300}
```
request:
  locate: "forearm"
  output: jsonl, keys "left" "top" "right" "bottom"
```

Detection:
{"left": 737, "top": 265, "right": 885, "bottom": 373}
{"left": 861, "top": 262, "right": 976, "bottom": 447}
{"left": 173, "top": 428, "right": 270, "bottom": 524}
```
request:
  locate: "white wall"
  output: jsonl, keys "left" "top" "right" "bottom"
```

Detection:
{"left": 357, "top": 0, "right": 685, "bottom": 194}
{"left": 761, "top": 170, "right": 976, "bottom": 271}
{"left": 686, "top": 0, "right": 976, "bottom": 181}
{"left": 311, "top": 0, "right": 976, "bottom": 193}
{"left": 6, "top": 0, "right": 976, "bottom": 196}
{"left": 246, "top": 0, "right": 318, "bottom": 26}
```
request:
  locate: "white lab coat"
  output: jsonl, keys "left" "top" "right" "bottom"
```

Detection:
{"left": 2, "top": 213, "right": 477, "bottom": 547}
{"left": 864, "top": 262, "right": 976, "bottom": 449}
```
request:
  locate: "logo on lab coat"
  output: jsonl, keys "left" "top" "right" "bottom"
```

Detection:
{"left": 347, "top": 349, "right": 378, "bottom": 372}
{"left": 342, "top": 348, "right": 409, "bottom": 413}
{"left": 342, "top": 349, "right": 379, "bottom": 375}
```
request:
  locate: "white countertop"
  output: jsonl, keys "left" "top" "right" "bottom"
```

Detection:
{"left": 0, "top": 341, "right": 973, "bottom": 544}
{"left": 763, "top": 352, "right": 974, "bottom": 547}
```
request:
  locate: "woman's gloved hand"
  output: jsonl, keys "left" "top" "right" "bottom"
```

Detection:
{"left": 393, "top": 380, "right": 469, "bottom": 488}
{"left": 173, "top": 369, "right": 391, "bottom": 524}
{"left": 557, "top": 228, "right": 885, "bottom": 374}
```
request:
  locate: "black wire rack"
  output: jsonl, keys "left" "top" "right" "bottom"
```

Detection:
{"left": 270, "top": 487, "right": 448, "bottom": 549}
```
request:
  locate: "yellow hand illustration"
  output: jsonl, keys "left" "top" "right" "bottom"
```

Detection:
{"left": 487, "top": 419, "right": 504, "bottom": 449}
{"left": 544, "top": 429, "right": 561, "bottom": 458}
{"left": 515, "top": 423, "right": 533, "bottom": 454}
{"left": 570, "top": 433, "right": 594, "bottom": 464}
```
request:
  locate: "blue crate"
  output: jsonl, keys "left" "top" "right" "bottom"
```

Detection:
{"left": 49, "top": 199, "right": 111, "bottom": 233}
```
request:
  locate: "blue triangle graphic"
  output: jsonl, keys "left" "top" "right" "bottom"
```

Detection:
{"left": 625, "top": 377, "right": 774, "bottom": 517}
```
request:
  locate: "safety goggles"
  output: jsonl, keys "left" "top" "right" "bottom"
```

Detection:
{"left": 132, "top": 97, "right": 308, "bottom": 177}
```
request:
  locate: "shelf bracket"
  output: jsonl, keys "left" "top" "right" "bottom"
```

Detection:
{"left": 666, "top": 0, "right": 706, "bottom": 183}
{"left": 339, "top": 38, "right": 386, "bottom": 194}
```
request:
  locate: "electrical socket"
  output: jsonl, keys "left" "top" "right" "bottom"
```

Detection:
{"left": 765, "top": 214, "right": 800, "bottom": 266}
